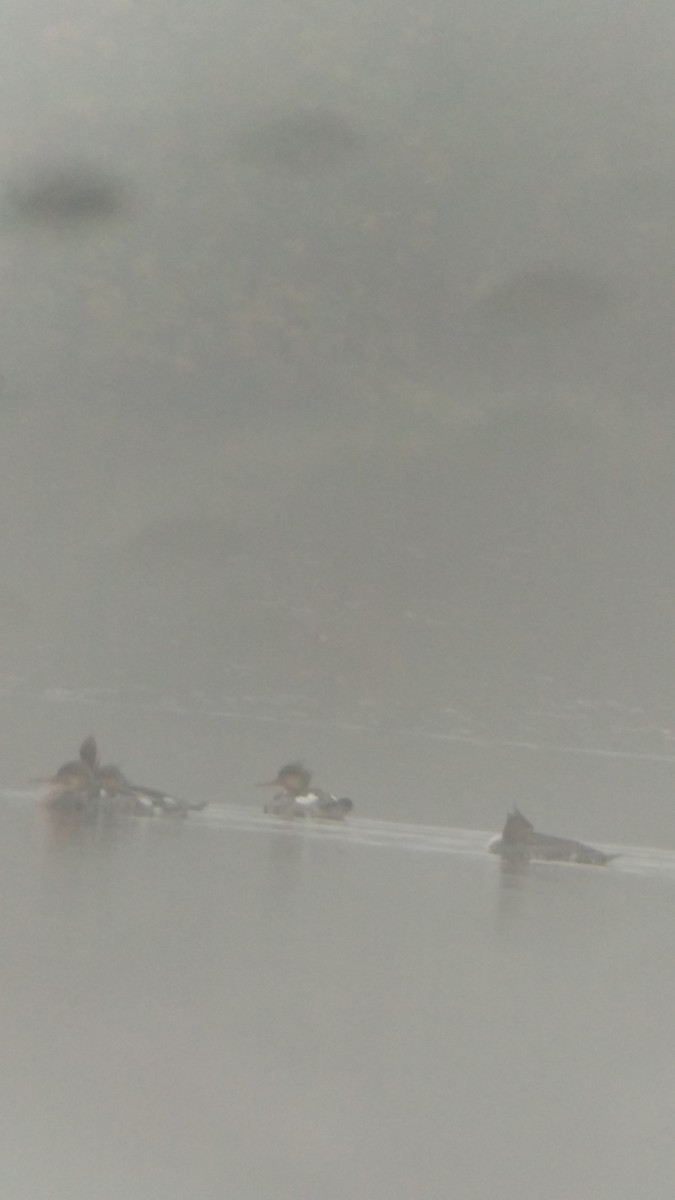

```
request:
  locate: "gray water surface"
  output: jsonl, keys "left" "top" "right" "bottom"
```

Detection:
{"left": 2, "top": 799, "right": 674, "bottom": 1199}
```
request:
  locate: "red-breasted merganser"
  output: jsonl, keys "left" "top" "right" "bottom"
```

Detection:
{"left": 37, "top": 737, "right": 206, "bottom": 817}
{"left": 94, "top": 763, "right": 202, "bottom": 818}
{"left": 488, "top": 807, "right": 617, "bottom": 866}
{"left": 257, "top": 762, "right": 353, "bottom": 820}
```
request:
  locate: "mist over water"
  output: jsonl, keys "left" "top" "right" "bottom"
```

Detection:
{"left": 1, "top": 0, "right": 675, "bottom": 1194}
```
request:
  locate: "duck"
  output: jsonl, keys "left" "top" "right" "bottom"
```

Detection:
{"left": 257, "top": 762, "right": 353, "bottom": 820}
{"left": 488, "top": 806, "right": 617, "bottom": 866}
{"left": 94, "top": 763, "right": 197, "bottom": 818}
{"left": 37, "top": 738, "right": 206, "bottom": 817}
{"left": 37, "top": 735, "right": 101, "bottom": 810}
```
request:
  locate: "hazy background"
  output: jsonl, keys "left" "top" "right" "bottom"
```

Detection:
{"left": 3, "top": 3, "right": 675, "bottom": 1198}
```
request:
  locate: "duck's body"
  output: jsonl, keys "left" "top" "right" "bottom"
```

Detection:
{"left": 259, "top": 763, "right": 353, "bottom": 820}
{"left": 95, "top": 764, "right": 199, "bottom": 818}
{"left": 488, "top": 807, "right": 616, "bottom": 866}
{"left": 295, "top": 787, "right": 354, "bottom": 820}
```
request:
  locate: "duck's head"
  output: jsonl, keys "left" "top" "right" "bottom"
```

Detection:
{"left": 501, "top": 806, "right": 534, "bottom": 844}
{"left": 257, "top": 762, "right": 312, "bottom": 796}
{"left": 96, "top": 764, "right": 131, "bottom": 797}
{"left": 79, "top": 736, "right": 99, "bottom": 772}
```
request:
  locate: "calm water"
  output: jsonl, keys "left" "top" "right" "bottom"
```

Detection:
{"left": 2, "top": 798, "right": 674, "bottom": 1200}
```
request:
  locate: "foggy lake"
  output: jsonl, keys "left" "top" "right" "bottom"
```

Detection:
{"left": 2, "top": 0, "right": 675, "bottom": 1194}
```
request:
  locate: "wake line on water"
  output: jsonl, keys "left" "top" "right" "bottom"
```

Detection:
{"left": 392, "top": 727, "right": 675, "bottom": 765}
{"left": 34, "top": 688, "right": 675, "bottom": 767}
{"left": 4, "top": 790, "right": 674, "bottom": 876}
{"left": 181, "top": 804, "right": 675, "bottom": 878}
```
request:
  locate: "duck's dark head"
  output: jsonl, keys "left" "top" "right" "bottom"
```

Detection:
{"left": 96, "top": 765, "right": 131, "bottom": 797}
{"left": 501, "top": 806, "right": 535, "bottom": 844}
{"left": 257, "top": 762, "right": 312, "bottom": 796}
{"left": 79, "top": 736, "right": 99, "bottom": 772}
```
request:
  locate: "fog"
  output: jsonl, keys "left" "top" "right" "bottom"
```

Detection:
{"left": 1, "top": 0, "right": 675, "bottom": 1195}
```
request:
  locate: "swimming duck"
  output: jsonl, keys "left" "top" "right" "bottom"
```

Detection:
{"left": 37, "top": 735, "right": 101, "bottom": 810}
{"left": 37, "top": 738, "right": 206, "bottom": 817}
{"left": 258, "top": 762, "right": 353, "bottom": 820}
{"left": 488, "top": 806, "right": 617, "bottom": 866}
{"left": 95, "top": 762, "right": 204, "bottom": 818}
